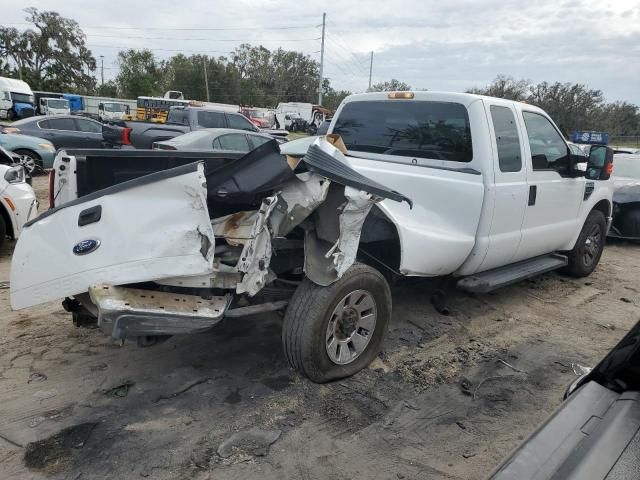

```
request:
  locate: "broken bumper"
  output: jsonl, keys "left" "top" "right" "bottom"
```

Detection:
{"left": 89, "top": 285, "right": 231, "bottom": 340}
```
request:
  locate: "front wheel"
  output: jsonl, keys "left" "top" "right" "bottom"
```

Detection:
{"left": 563, "top": 210, "right": 606, "bottom": 277}
{"left": 282, "top": 263, "right": 392, "bottom": 383}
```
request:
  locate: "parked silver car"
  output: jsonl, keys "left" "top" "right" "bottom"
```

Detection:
{"left": 152, "top": 128, "right": 286, "bottom": 152}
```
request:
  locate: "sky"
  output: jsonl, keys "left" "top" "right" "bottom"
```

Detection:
{"left": 2, "top": 0, "right": 640, "bottom": 104}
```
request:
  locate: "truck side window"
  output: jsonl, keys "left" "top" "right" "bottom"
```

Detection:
{"left": 490, "top": 106, "right": 521, "bottom": 172}
{"left": 227, "top": 113, "right": 258, "bottom": 132}
{"left": 522, "top": 111, "right": 570, "bottom": 176}
{"left": 197, "top": 111, "right": 225, "bottom": 128}
{"left": 332, "top": 101, "right": 473, "bottom": 162}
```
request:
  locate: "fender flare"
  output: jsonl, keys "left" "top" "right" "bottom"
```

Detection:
{"left": 568, "top": 196, "right": 611, "bottom": 250}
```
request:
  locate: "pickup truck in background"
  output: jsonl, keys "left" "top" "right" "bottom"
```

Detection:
{"left": 103, "top": 105, "right": 289, "bottom": 149}
{"left": 11, "top": 91, "right": 614, "bottom": 383}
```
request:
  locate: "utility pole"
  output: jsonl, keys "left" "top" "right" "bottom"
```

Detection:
{"left": 100, "top": 56, "right": 104, "bottom": 86}
{"left": 203, "top": 56, "right": 210, "bottom": 102}
{"left": 318, "top": 12, "right": 326, "bottom": 105}
{"left": 368, "top": 51, "right": 373, "bottom": 91}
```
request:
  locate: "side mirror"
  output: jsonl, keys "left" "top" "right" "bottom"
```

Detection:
{"left": 98, "top": 103, "right": 104, "bottom": 111}
{"left": 569, "top": 154, "right": 586, "bottom": 177}
{"left": 585, "top": 145, "right": 614, "bottom": 180}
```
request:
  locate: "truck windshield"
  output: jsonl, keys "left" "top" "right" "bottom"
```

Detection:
{"left": 10, "top": 92, "right": 34, "bottom": 105}
{"left": 47, "top": 99, "right": 69, "bottom": 109}
{"left": 104, "top": 103, "right": 125, "bottom": 112}
{"left": 333, "top": 100, "right": 473, "bottom": 162}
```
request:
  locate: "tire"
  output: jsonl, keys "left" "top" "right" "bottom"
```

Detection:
{"left": 7, "top": 109, "right": 16, "bottom": 121}
{"left": 282, "top": 263, "right": 392, "bottom": 383}
{"left": 563, "top": 210, "right": 606, "bottom": 277}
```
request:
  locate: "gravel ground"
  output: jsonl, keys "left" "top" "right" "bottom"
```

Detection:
{"left": 0, "top": 176, "right": 639, "bottom": 480}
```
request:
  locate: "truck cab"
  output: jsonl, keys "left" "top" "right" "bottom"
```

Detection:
{"left": 0, "top": 77, "right": 35, "bottom": 120}
{"left": 98, "top": 101, "right": 130, "bottom": 122}
{"left": 38, "top": 97, "right": 71, "bottom": 116}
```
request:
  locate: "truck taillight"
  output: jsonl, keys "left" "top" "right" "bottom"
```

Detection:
{"left": 48, "top": 169, "right": 55, "bottom": 209}
{"left": 122, "top": 127, "right": 132, "bottom": 145}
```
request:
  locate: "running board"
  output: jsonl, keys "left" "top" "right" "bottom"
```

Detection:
{"left": 457, "top": 254, "right": 568, "bottom": 293}
{"left": 89, "top": 285, "right": 231, "bottom": 340}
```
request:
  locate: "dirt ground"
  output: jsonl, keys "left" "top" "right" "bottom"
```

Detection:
{"left": 1, "top": 176, "right": 639, "bottom": 480}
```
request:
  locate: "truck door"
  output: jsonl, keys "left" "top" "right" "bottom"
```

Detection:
{"left": 475, "top": 103, "right": 529, "bottom": 272}
{"left": 514, "top": 111, "right": 583, "bottom": 260}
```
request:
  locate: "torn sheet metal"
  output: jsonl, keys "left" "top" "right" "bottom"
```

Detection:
{"left": 234, "top": 196, "right": 279, "bottom": 296}
{"left": 304, "top": 186, "right": 377, "bottom": 285}
{"left": 269, "top": 173, "right": 330, "bottom": 236}
{"left": 326, "top": 187, "right": 375, "bottom": 277}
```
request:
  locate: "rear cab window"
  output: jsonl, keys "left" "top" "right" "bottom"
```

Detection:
{"left": 332, "top": 100, "right": 473, "bottom": 162}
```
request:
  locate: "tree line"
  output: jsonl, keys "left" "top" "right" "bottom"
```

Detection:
{"left": 1, "top": 8, "right": 638, "bottom": 136}
{"left": 468, "top": 75, "right": 640, "bottom": 137}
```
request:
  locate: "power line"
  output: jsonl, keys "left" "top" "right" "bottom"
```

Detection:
{"left": 325, "top": 41, "right": 368, "bottom": 78}
{"left": 85, "top": 33, "right": 321, "bottom": 42}
{"left": 4, "top": 22, "right": 320, "bottom": 31}
{"left": 87, "top": 44, "right": 234, "bottom": 54}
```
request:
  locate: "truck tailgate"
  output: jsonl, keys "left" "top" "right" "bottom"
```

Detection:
{"left": 11, "top": 162, "right": 214, "bottom": 310}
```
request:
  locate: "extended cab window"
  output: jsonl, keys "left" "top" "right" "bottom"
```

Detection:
{"left": 197, "top": 111, "right": 225, "bottom": 128}
{"left": 522, "top": 111, "right": 570, "bottom": 176}
{"left": 490, "top": 106, "right": 522, "bottom": 172}
{"left": 332, "top": 100, "right": 472, "bottom": 162}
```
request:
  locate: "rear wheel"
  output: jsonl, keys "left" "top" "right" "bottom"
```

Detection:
{"left": 282, "top": 263, "right": 392, "bottom": 383}
{"left": 564, "top": 210, "right": 606, "bottom": 277}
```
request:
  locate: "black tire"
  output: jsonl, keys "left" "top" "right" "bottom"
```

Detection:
{"left": 7, "top": 109, "right": 16, "bottom": 121}
{"left": 282, "top": 263, "right": 392, "bottom": 383}
{"left": 563, "top": 210, "right": 607, "bottom": 277}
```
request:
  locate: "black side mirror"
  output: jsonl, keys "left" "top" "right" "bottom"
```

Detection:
{"left": 586, "top": 145, "right": 614, "bottom": 180}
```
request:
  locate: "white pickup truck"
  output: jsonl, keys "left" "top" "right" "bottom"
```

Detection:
{"left": 10, "top": 91, "right": 614, "bottom": 382}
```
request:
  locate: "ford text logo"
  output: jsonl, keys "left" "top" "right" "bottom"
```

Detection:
{"left": 73, "top": 239, "right": 100, "bottom": 255}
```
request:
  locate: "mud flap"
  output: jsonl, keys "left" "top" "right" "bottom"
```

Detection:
{"left": 11, "top": 163, "right": 215, "bottom": 310}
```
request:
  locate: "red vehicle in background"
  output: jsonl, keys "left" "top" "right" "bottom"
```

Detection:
{"left": 240, "top": 106, "right": 275, "bottom": 129}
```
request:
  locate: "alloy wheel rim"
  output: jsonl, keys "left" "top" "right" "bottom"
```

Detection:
{"left": 583, "top": 224, "right": 601, "bottom": 266}
{"left": 325, "top": 289, "right": 377, "bottom": 365}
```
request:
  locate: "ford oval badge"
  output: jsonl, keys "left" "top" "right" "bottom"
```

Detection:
{"left": 73, "top": 239, "right": 100, "bottom": 256}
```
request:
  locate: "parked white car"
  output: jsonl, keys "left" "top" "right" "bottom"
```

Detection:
{"left": 0, "top": 163, "right": 38, "bottom": 248}
{"left": 10, "top": 91, "right": 614, "bottom": 383}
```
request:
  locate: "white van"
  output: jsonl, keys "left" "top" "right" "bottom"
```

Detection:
{"left": 0, "top": 77, "right": 35, "bottom": 120}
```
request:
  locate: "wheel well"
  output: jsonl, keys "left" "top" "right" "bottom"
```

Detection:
{"left": 358, "top": 206, "right": 402, "bottom": 276}
{"left": 0, "top": 202, "right": 14, "bottom": 238}
{"left": 592, "top": 199, "right": 611, "bottom": 218}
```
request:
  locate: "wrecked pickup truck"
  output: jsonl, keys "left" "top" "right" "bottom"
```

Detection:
{"left": 11, "top": 91, "right": 615, "bottom": 383}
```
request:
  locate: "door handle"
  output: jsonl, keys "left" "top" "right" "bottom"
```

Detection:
{"left": 528, "top": 185, "right": 537, "bottom": 206}
{"left": 78, "top": 205, "right": 102, "bottom": 226}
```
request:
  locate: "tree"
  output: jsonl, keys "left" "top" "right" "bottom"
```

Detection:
{"left": 0, "top": 8, "right": 96, "bottom": 92}
{"left": 467, "top": 74, "right": 530, "bottom": 101}
{"left": 369, "top": 79, "right": 411, "bottom": 92}
{"left": 96, "top": 80, "right": 118, "bottom": 98}
{"left": 115, "top": 49, "right": 165, "bottom": 98}
{"left": 322, "top": 78, "right": 351, "bottom": 111}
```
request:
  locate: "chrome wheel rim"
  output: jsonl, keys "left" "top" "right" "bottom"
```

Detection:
{"left": 325, "top": 289, "right": 377, "bottom": 365}
{"left": 20, "top": 155, "right": 36, "bottom": 174}
{"left": 583, "top": 224, "right": 602, "bottom": 266}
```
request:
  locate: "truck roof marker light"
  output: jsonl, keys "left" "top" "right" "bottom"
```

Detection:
{"left": 388, "top": 92, "right": 414, "bottom": 99}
